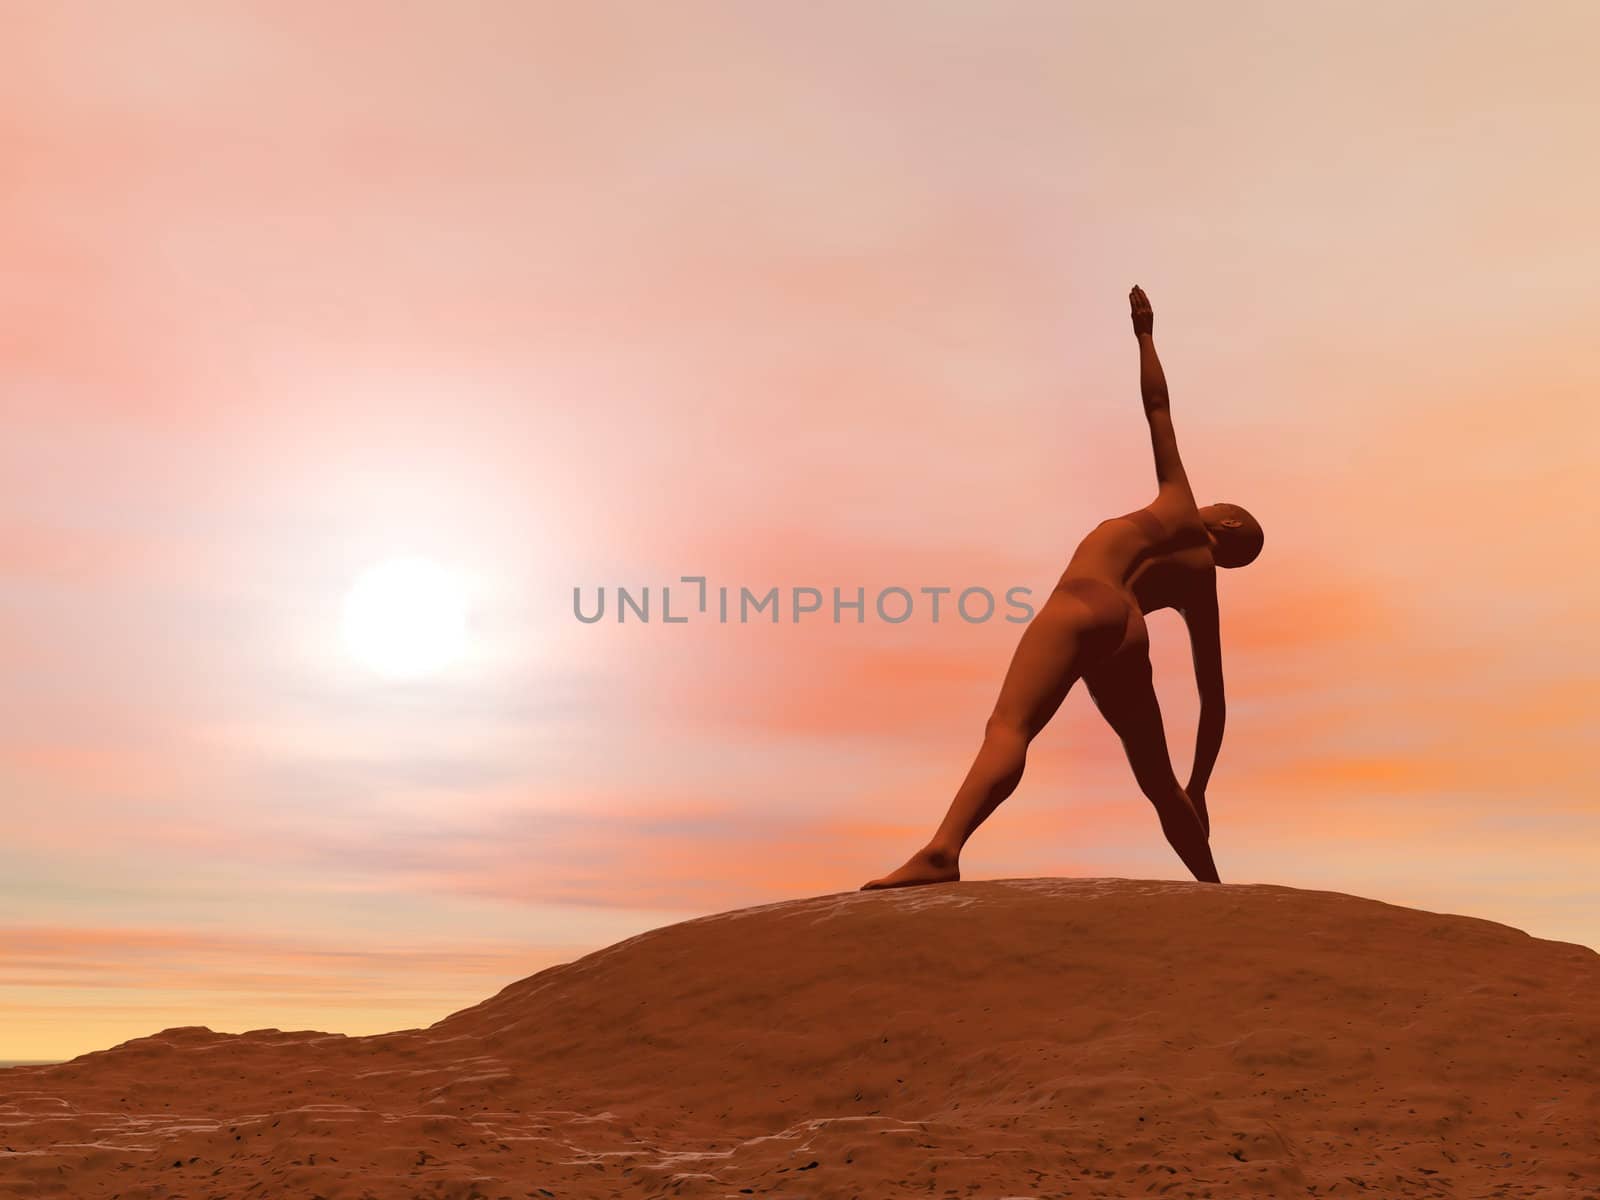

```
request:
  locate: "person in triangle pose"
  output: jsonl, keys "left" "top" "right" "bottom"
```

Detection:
{"left": 863, "top": 286, "right": 1262, "bottom": 890}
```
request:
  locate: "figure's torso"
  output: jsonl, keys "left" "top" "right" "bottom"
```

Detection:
{"left": 1059, "top": 495, "right": 1214, "bottom": 615}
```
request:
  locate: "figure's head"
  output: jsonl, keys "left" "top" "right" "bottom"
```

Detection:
{"left": 1199, "top": 503, "right": 1263, "bottom": 569}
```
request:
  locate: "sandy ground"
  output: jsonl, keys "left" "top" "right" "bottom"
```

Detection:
{"left": 2, "top": 877, "right": 1595, "bottom": 1199}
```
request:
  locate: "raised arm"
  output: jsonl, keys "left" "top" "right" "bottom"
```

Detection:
{"left": 1129, "top": 286, "right": 1196, "bottom": 505}
{"left": 1180, "top": 576, "right": 1225, "bottom": 835}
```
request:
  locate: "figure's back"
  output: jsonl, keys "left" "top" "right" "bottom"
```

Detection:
{"left": 1062, "top": 504, "right": 1213, "bottom": 612}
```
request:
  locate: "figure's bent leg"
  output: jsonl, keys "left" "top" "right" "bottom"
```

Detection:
{"left": 861, "top": 592, "right": 1091, "bottom": 891}
{"left": 1086, "top": 651, "right": 1220, "bottom": 883}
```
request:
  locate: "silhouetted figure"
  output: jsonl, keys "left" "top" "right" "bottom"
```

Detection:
{"left": 862, "top": 286, "right": 1262, "bottom": 890}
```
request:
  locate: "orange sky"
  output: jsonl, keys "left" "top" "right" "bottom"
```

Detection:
{"left": 3, "top": 2, "right": 1599, "bottom": 1061}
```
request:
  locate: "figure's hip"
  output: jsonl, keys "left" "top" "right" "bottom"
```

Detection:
{"left": 1053, "top": 575, "right": 1146, "bottom": 665}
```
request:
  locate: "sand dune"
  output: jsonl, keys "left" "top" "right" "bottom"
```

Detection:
{"left": 2, "top": 878, "right": 1595, "bottom": 1198}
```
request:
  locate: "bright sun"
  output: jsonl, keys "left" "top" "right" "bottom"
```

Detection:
{"left": 341, "top": 557, "right": 469, "bottom": 678}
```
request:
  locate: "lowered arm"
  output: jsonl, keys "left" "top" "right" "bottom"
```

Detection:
{"left": 1181, "top": 579, "right": 1226, "bottom": 802}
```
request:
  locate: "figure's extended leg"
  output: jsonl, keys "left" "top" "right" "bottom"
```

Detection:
{"left": 1085, "top": 649, "right": 1220, "bottom": 883}
{"left": 860, "top": 591, "right": 1097, "bottom": 890}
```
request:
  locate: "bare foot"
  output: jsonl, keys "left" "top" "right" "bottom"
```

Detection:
{"left": 859, "top": 846, "right": 960, "bottom": 891}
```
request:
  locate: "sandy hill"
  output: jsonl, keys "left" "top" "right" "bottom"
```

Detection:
{"left": 1, "top": 878, "right": 1595, "bottom": 1199}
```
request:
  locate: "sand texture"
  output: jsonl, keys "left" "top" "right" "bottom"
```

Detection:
{"left": 2, "top": 877, "right": 1596, "bottom": 1198}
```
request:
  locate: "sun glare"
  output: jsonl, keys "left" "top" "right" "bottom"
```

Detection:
{"left": 341, "top": 557, "right": 469, "bottom": 678}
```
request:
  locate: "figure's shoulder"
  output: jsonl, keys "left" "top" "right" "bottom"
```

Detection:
{"left": 1149, "top": 483, "right": 1204, "bottom": 532}
{"left": 1117, "top": 492, "right": 1205, "bottom": 550}
{"left": 1114, "top": 506, "right": 1167, "bottom": 542}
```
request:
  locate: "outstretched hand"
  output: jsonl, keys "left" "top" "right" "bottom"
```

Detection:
{"left": 1129, "top": 285, "right": 1154, "bottom": 337}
